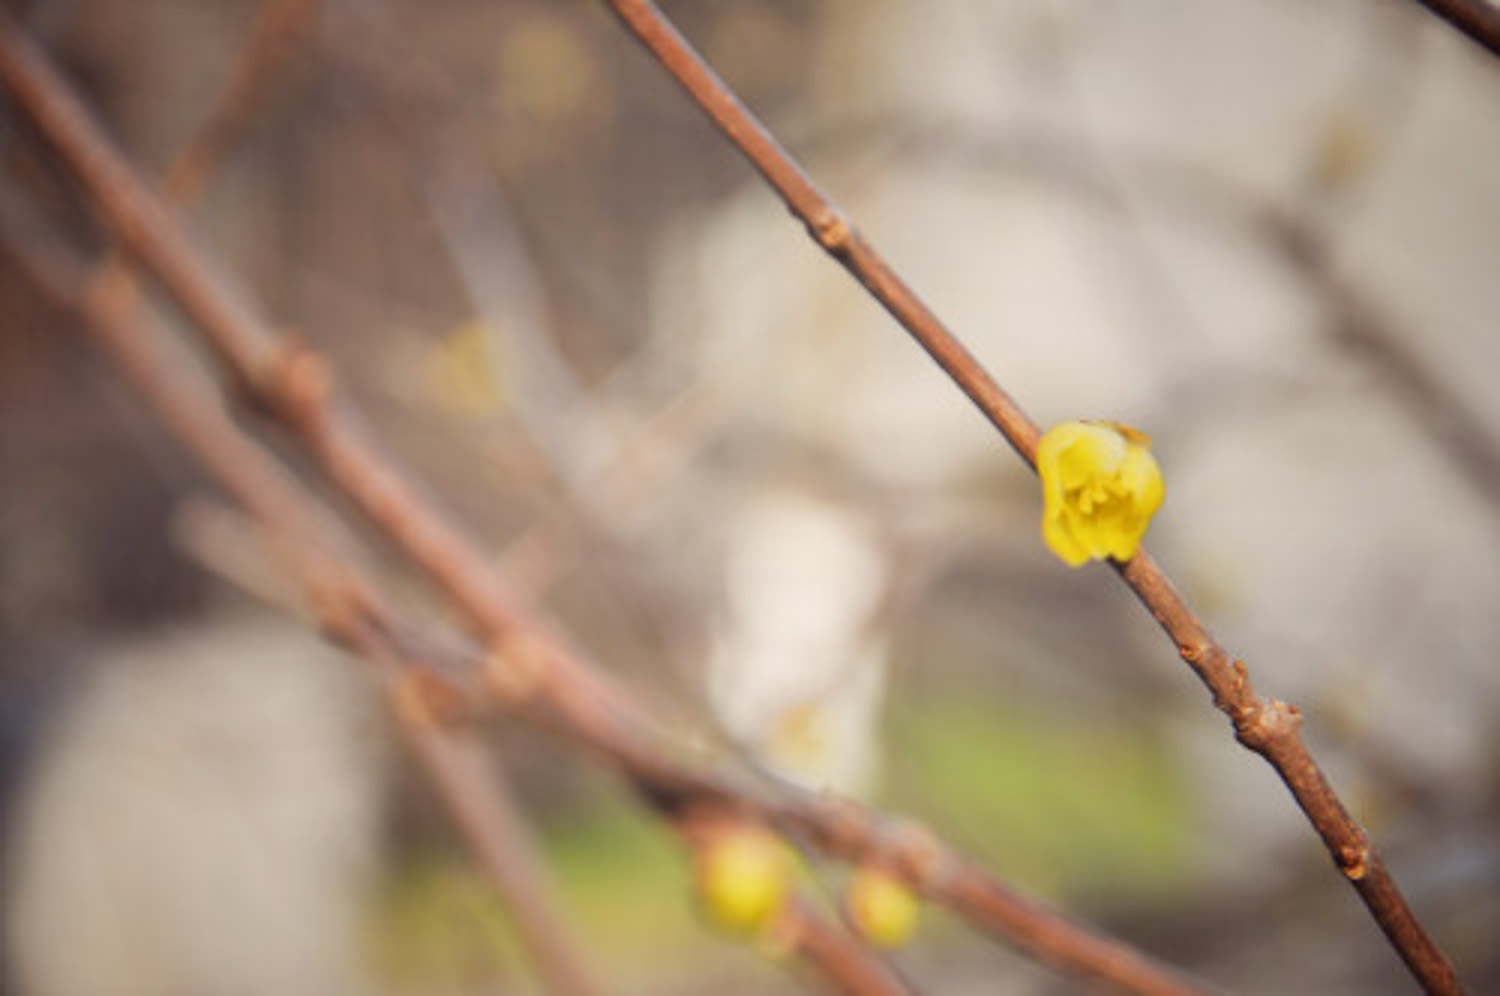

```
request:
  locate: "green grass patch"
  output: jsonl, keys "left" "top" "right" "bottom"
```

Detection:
{"left": 884, "top": 693, "right": 1192, "bottom": 901}
{"left": 368, "top": 787, "right": 708, "bottom": 992}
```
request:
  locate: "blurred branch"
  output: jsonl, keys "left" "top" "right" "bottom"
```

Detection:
{"left": 313, "top": 1, "right": 609, "bottom": 493}
{"left": 1409, "top": 0, "right": 1500, "bottom": 60}
{"left": 0, "top": 13, "right": 1208, "bottom": 996}
{"left": 7, "top": 235, "right": 603, "bottom": 996}
{"left": 0, "top": 5, "right": 602, "bottom": 993}
{"left": 380, "top": 678, "right": 605, "bottom": 996}
{"left": 88, "top": 0, "right": 317, "bottom": 315}
{"left": 1260, "top": 215, "right": 1500, "bottom": 508}
{"left": 160, "top": 0, "right": 317, "bottom": 203}
{"left": 780, "top": 897, "right": 914, "bottom": 996}
{"left": 317, "top": 2, "right": 703, "bottom": 680}
{"left": 962, "top": 120, "right": 1500, "bottom": 520}
{"left": 830, "top": 117, "right": 1500, "bottom": 525}
{"left": 598, "top": 1, "right": 1465, "bottom": 993}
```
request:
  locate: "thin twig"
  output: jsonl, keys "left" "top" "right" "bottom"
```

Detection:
{"left": 1409, "top": 0, "right": 1500, "bottom": 60}
{"left": 596, "top": 2, "right": 1465, "bottom": 993}
{"left": 86, "top": 0, "right": 318, "bottom": 312}
{"left": 1261, "top": 215, "right": 1500, "bottom": 510}
{"left": 603, "top": 5, "right": 1042, "bottom": 469}
{"left": 823, "top": 119, "right": 1500, "bottom": 524}
{"left": 0, "top": 16, "right": 1208, "bottom": 995}
{"left": 8, "top": 238, "right": 604, "bottom": 996}
{"left": 379, "top": 663, "right": 604, "bottom": 996}
{"left": 2, "top": 7, "right": 602, "bottom": 987}
{"left": 9, "top": 231, "right": 1187, "bottom": 996}
{"left": 780, "top": 898, "right": 914, "bottom": 996}
{"left": 160, "top": 0, "right": 317, "bottom": 204}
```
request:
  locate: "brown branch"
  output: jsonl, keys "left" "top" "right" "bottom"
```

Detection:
{"left": 162, "top": 0, "right": 318, "bottom": 204}
{"left": 780, "top": 898, "right": 914, "bottom": 996}
{"left": 0, "top": 15, "right": 1208, "bottom": 995}
{"left": 1261, "top": 215, "right": 1500, "bottom": 511}
{"left": 920, "top": 122, "right": 1500, "bottom": 524}
{"left": 87, "top": 0, "right": 318, "bottom": 315}
{"left": 601, "top": 8, "right": 1041, "bottom": 469}
{"left": 837, "top": 120, "right": 1500, "bottom": 525}
{"left": 1409, "top": 0, "right": 1500, "bottom": 60}
{"left": 381, "top": 671, "right": 604, "bottom": 996}
{"left": 596, "top": 2, "right": 1465, "bottom": 993}
{"left": 8, "top": 239, "right": 604, "bottom": 996}
{"left": 8, "top": 7, "right": 600, "bottom": 993}
{"left": 11, "top": 236, "right": 1164, "bottom": 996}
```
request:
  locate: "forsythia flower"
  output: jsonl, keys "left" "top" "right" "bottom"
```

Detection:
{"left": 845, "top": 866, "right": 920, "bottom": 948}
{"left": 697, "top": 826, "right": 794, "bottom": 934}
{"left": 1037, "top": 420, "right": 1165, "bottom": 567}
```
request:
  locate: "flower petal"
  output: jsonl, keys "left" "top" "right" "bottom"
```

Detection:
{"left": 1036, "top": 420, "right": 1164, "bottom": 567}
{"left": 1042, "top": 506, "right": 1091, "bottom": 566}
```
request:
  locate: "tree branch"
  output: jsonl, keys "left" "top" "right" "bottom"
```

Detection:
{"left": 380, "top": 676, "right": 607, "bottom": 996}
{"left": 3, "top": 5, "right": 601, "bottom": 990}
{"left": 597, "top": 2, "right": 1465, "bottom": 993}
{"left": 781, "top": 898, "right": 914, "bottom": 996}
{"left": 0, "top": 13, "right": 1206, "bottom": 995}
{"left": 1410, "top": 0, "right": 1500, "bottom": 61}
{"left": 8, "top": 237, "right": 604, "bottom": 996}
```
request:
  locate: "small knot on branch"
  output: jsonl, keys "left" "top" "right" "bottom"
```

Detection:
{"left": 1232, "top": 659, "right": 1249, "bottom": 692}
{"left": 267, "top": 334, "right": 333, "bottom": 426}
{"left": 1209, "top": 659, "right": 1258, "bottom": 721}
{"left": 1233, "top": 697, "right": 1301, "bottom": 752}
{"left": 806, "top": 207, "right": 852, "bottom": 257}
{"left": 813, "top": 808, "right": 952, "bottom": 894}
{"left": 1337, "top": 842, "right": 1371, "bottom": 881}
{"left": 883, "top": 820, "right": 950, "bottom": 894}
{"left": 807, "top": 791, "right": 869, "bottom": 855}
{"left": 483, "top": 631, "right": 549, "bottom": 705}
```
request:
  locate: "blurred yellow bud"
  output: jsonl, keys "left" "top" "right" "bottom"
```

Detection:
{"left": 1037, "top": 420, "right": 1165, "bottom": 567}
{"left": 425, "top": 319, "right": 505, "bottom": 416}
{"left": 697, "top": 826, "right": 793, "bottom": 934}
{"left": 845, "top": 866, "right": 920, "bottom": 948}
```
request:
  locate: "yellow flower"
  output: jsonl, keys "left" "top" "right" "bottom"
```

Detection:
{"left": 697, "top": 826, "right": 794, "bottom": 934}
{"left": 845, "top": 866, "right": 920, "bottom": 948}
{"left": 1037, "top": 421, "right": 1165, "bottom": 567}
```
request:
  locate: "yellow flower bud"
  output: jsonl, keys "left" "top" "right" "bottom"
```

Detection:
{"left": 697, "top": 826, "right": 794, "bottom": 934}
{"left": 1037, "top": 420, "right": 1165, "bottom": 567}
{"left": 845, "top": 866, "right": 920, "bottom": 948}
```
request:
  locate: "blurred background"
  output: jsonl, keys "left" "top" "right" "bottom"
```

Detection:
{"left": 2, "top": 0, "right": 1499, "bottom": 992}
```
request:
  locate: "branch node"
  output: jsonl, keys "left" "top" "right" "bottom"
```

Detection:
{"left": 885, "top": 819, "right": 950, "bottom": 893}
{"left": 1233, "top": 697, "right": 1301, "bottom": 752}
{"left": 806, "top": 206, "right": 852, "bottom": 257}
{"left": 1338, "top": 842, "right": 1372, "bottom": 882}
{"left": 269, "top": 333, "right": 333, "bottom": 424}
{"left": 484, "top": 633, "right": 547, "bottom": 705}
{"left": 1232, "top": 659, "right": 1249, "bottom": 687}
